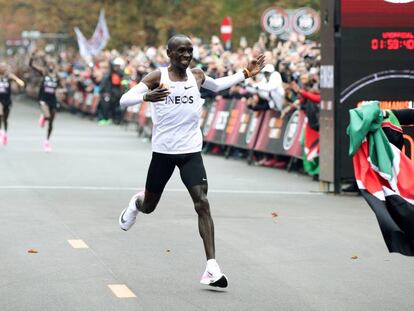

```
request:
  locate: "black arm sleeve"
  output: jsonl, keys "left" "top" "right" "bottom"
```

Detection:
{"left": 392, "top": 109, "right": 414, "bottom": 126}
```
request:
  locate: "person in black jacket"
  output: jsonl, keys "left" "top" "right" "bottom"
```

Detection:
{"left": 0, "top": 62, "right": 25, "bottom": 145}
{"left": 98, "top": 59, "right": 124, "bottom": 125}
{"left": 29, "top": 52, "right": 61, "bottom": 152}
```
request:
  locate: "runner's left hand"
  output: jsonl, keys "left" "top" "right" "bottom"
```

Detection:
{"left": 246, "top": 54, "right": 266, "bottom": 77}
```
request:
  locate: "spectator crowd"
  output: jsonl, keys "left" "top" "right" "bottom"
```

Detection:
{"left": 4, "top": 31, "right": 321, "bottom": 175}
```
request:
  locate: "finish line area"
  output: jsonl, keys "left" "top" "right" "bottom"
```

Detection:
{"left": 0, "top": 99, "right": 413, "bottom": 311}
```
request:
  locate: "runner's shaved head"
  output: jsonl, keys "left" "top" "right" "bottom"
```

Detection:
{"left": 167, "top": 34, "right": 191, "bottom": 50}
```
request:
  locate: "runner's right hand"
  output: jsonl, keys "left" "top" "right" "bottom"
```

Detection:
{"left": 145, "top": 83, "right": 170, "bottom": 102}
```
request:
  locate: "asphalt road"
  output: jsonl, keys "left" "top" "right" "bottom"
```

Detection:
{"left": 0, "top": 96, "right": 413, "bottom": 311}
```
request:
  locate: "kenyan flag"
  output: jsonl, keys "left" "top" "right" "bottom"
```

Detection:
{"left": 348, "top": 101, "right": 414, "bottom": 256}
{"left": 302, "top": 121, "right": 320, "bottom": 176}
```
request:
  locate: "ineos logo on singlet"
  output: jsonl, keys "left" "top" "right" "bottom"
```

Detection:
{"left": 45, "top": 76, "right": 57, "bottom": 87}
{"left": 0, "top": 78, "right": 10, "bottom": 93}
{"left": 44, "top": 76, "right": 58, "bottom": 94}
{"left": 165, "top": 95, "right": 194, "bottom": 105}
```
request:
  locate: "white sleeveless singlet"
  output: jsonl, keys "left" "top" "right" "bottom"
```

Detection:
{"left": 150, "top": 67, "right": 204, "bottom": 154}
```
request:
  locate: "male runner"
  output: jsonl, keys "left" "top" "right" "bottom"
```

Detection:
{"left": 29, "top": 52, "right": 60, "bottom": 152}
{"left": 0, "top": 62, "right": 25, "bottom": 145}
{"left": 118, "top": 34, "right": 265, "bottom": 288}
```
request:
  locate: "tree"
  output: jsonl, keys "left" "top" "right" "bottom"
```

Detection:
{"left": 0, "top": 0, "right": 320, "bottom": 50}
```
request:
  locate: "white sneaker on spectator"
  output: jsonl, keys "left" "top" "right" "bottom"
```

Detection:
{"left": 200, "top": 259, "right": 228, "bottom": 288}
{"left": 119, "top": 191, "right": 144, "bottom": 231}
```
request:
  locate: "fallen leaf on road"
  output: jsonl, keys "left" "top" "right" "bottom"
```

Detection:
{"left": 271, "top": 212, "right": 278, "bottom": 222}
{"left": 351, "top": 256, "right": 358, "bottom": 260}
{"left": 28, "top": 249, "right": 38, "bottom": 254}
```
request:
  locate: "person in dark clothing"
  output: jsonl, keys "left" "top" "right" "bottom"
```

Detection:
{"left": 383, "top": 109, "right": 414, "bottom": 150}
{"left": 29, "top": 52, "right": 61, "bottom": 152}
{"left": 344, "top": 108, "right": 414, "bottom": 193}
{"left": 0, "top": 62, "right": 25, "bottom": 145}
{"left": 98, "top": 59, "right": 124, "bottom": 125}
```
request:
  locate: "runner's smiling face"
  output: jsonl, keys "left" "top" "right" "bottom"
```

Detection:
{"left": 168, "top": 38, "right": 193, "bottom": 70}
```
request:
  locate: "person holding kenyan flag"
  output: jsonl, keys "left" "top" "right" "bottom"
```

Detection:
{"left": 347, "top": 101, "right": 414, "bottom": 256}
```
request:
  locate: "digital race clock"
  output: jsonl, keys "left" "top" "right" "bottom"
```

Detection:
{"left": 371, "top": 32, "right": 414, "bottom": 50}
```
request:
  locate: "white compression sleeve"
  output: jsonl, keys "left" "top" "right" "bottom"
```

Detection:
{"left": 119, "top": 82, "right": 149, "bottom": 108}
{"left": 201, "top": 71, "right": 245, "bottom": 93}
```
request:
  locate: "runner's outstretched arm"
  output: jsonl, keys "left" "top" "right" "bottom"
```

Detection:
{"left": 201, "top": 73, "right": 245, "bottom": 93}
{"left": 201, "top": 54, "right": 266, "bottom": 93}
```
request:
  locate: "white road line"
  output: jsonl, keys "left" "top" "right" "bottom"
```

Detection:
{"left": 108, "top": 284, "right": 136, "bottom": 298}
{"left": 67, "top": 239, "right": 89, "bottom": 249}
{"left": 0, "top": 185, "right": 322, "bottom": 195}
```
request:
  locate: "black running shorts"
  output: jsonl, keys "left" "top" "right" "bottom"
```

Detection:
{"left": 40, "top": 99, "right": 57, "bottom": 110}
{"left": 0, "top": 98, "right": 11, "bottom": 107}
{"left": 145, "top": 152, "right": 208, "bottom": 193}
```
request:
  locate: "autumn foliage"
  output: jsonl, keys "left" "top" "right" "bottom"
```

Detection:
{"left": 0, "top": 0, "right": 319, "bottom": 48}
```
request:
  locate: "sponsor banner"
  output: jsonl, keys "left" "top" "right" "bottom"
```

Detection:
{"left": 243, "top": 111, "right": 264, "bottom": 149}
{"left": 261, "top": 7, "right": 290, "bottom": 35}
{"left": 261, "top": 7, "right": 320, "bottom": 36}
{"left": 202, "top": 98, "right": 232, "bottom": 144}
{"left": 291, "top": 7, "right": 320, "bottom": 36}
{"left": 202, "top": 98, "right": 264, "bottom": 150}
{"left": 226, "top": 101, "right": 263, "bottom": 149}
{"left": 202, "top": 99, "right": 306, "bottom": 156}
{"left": 253, "top": 108, "right": 306, "bottom": 157}
{"left": 225, "top": 99, "right": 249, "bottom": 145}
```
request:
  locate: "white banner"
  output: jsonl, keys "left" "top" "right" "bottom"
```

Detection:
{"left": 74, "top": 10, "right": 110, "bottom": 59}
{"left": 74, "top": 27, "right": 91, "bottom": 60}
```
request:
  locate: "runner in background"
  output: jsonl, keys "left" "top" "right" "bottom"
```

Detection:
{"left": 0, "top": 62, "right": 25, "bottom": 146}
{"left": 29, "top": 51, "right": 61, "bottom": 152}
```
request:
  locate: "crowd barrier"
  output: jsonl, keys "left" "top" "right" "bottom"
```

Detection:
{"left": 125, "top": 97, "right": 306, "bottom": 159}
{"left": 106, "top": 95, "right": 414, "bottom": 162}
{"left": 204, "top": 98, "right": 305, "bottom": 157}
{"left": 25, "top": 82, "right": 308, "bottom": 162}
{"left": 25, "top": 81, "right": 414, "bottom": 174}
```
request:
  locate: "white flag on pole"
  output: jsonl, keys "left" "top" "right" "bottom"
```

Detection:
{"left": 74, "top": 27, "right": 91, "bottom": 60}
{"left": 88, "top": 10, "right": 110, "bottom": 55}
{"left": 74, "top": 10, "right": 110, "bottom": 59}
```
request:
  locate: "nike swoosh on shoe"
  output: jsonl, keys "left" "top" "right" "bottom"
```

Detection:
{"left": 120, "top": 208, "right": 128, "bottom": 224}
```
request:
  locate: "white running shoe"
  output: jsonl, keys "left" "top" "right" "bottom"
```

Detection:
{"left": 119, "top": 191, "right": 144, "bottom": 231}
{"left": 42, "top": 140, "right": 52, "bottom": 152}
{"left": 200, "top": 260, "right": 228, "bottom": 288}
